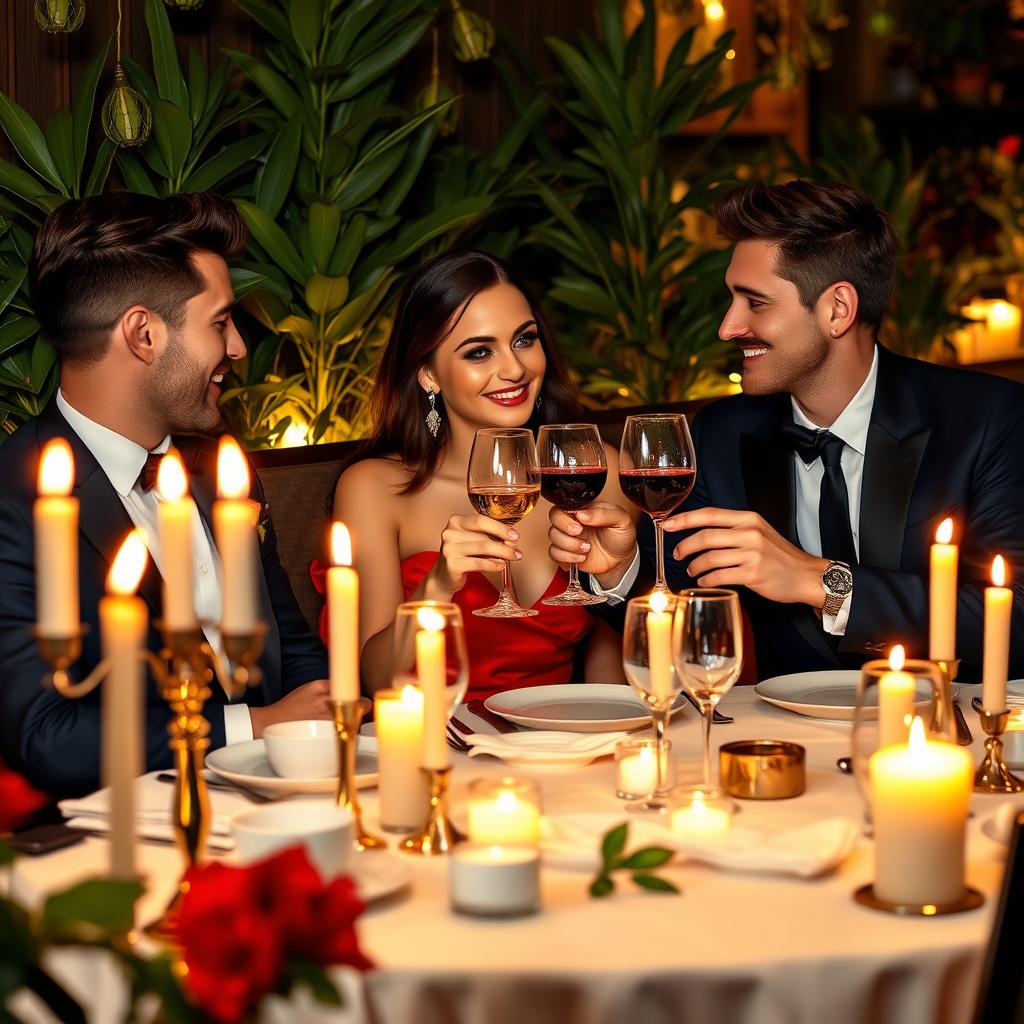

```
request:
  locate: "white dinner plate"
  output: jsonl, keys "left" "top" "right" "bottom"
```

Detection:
{"left": 484, "top": 683, "right": 686, "bottom": 733}
{"left": 351, "top": 849, "right": 412, "bottom": 904}
{"left": 206, "top": 737, "right": 378, "bottom": 794}
{"left": 754, "top": 671, "right": 956, "bottom": 721}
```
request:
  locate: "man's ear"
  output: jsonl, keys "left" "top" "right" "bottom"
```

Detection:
{"left": 119, "top": 306, "right": 165, "bottom": 366}
{"left": 417, "top": 365, "right": 439, "bottom": 394}
{"left": 822, "top": 282, "right": 859, "bottom": 339}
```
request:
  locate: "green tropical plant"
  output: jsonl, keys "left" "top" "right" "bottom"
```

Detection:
{"left": 528, "top": 0, "right": 757, "bottom": 407}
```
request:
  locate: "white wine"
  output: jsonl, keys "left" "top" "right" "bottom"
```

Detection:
{"left": 468, "top": 485, "right": 540, "bottom": 525}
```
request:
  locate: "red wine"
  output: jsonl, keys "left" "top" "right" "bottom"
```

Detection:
{"left": 538, "top": 466, "right": 607, "bottom": 511}
{"left": 620, "top": 467, "right": 695, "bottom": 518}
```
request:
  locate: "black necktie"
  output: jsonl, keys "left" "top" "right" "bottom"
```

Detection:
{"left": 779, "top": 422, "right": 858, "bottom": 566}
{"left": 136, "top": 451, "right": 163, "bottom": 493}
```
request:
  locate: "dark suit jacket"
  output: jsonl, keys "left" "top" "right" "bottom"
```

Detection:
{"left": 639, "top": 346, "right": 1024, "bottom": 681}
{"left": 0, "top": 402, "right": 327, "bottom": 796}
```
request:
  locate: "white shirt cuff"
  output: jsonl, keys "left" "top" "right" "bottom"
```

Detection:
{"left": 823, "top": 590, "right": 852, "bottom": 636}
{"left": 587, "top": 547, "right": 641, "bottom": 605}
{"left": 223, "top": 703, "right": 254, "bottom": 746}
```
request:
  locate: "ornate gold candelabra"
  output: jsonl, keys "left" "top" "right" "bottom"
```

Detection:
{"left": 329, "top": 698, "right": 384, "bottom": 851}
{"left": 401, "top": 766, "right": 463, "bottom": 855}
{"left": 974, "top": 707, "right": 1024, "bottom": 793}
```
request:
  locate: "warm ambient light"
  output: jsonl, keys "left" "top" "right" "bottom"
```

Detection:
{"left": 993, "top": 555, "right": 1007, "bottom": 588}
{"left": 217, "top": 436, "right": 249, "bottom": 500}
{"left": 330, "top": 522, "right": 353, "bottom": 567}
{"left": 417, "top": 606, "right": 446, "bottom": 633}
{"left": 725, "top": 48, "right": 736, "bottom": 60}
{"left": 889, "top": 644, "right": 905, "bottom": 672}
{"left": 400, "top": 683, "right": 421, "bottom": 708}
{"left": 935, "top": 518, "right": 954, "bottom": 545}
{"left": 989, "top": 300, "right": 1018, "bottom": 329}
{"left": 280, "top": 420, "right": 309, "bottom": 448}
{"left": 38, "top": 438, "right": 74, "bottom": 495}
{"left": 907, "top": 715, "right": 926, "bottom": 752}
{"left": 107, "top": 529, "right": 148, "bottom": 595}
{"left": 650, "top": 590, "right": 669, "bottom": 615}
{"left": 156, "top": 451, "right": 188, "bottom": 502}
{"left": 705, "top": 0, "right": 725, "bottom": 22}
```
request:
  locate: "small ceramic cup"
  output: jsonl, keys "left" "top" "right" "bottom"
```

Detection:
{"left": 232, "top": 801, "right": 354, "bottom": 879}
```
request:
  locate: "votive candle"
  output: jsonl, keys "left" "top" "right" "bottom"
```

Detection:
{"left": 467, "top": 778, "right": 541, "bottom": 847}
{"left": 449, "top": 844, "right": 540, "bottom": 917}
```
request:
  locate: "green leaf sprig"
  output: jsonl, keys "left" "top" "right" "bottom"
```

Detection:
{"left": 589, "top": 822, "right": 680, "bottom": 898}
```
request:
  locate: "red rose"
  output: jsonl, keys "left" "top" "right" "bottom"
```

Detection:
{"left": 997, "top": 135, "right": 1022, "bottom": 160}
{"left": 307, "top": 875, "right": 373, "bottom": 970}
{"left": 0, "top": 761, "right": 47, "bottom": 832}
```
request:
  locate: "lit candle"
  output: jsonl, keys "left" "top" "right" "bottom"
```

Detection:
{"left": 416, "top": 606, "right": 448, "bottom": 770}
{"left": 983, "top": 555, "right": 1013, "bottom": 712}
{"left": 467, "top": 781, "right": 541, "bottom": 847}
{"left": 327, "top": 523, "right": 359, "bottom": 702}
{"left": 617, "top": 744, "right": 661, "bottom": 798}
{"left": 929, "top": 518, "right": 957, "bottom": 662}
{"left": 985, "top": 300, "right": 1022, "bottom": 357}
{"left": 878, "top": 644, "right": 915, "bottom": 748}
{"left": 156, "top": 452, "right": 196, "bottom": 631}
{"left": 647, "top": 591, "right": 673, "bottom": 700}
{"left": 449, "top": 844, "right": 541, "bottom": 917}
{"left": 214, "top": 437, "right": 258, "bottom": 635}
{"left": 704, "top": 0, "right": 726, "bottom": 36}
{"left": 374, "top": 685, "right": 428, "bottom": 832}
{"left": 34, "top": 439, "right": 79, "bottom": 637}
{"left": 99, "top": 530, "right": 148, "bottom": 881}
{"left": 670, "top": 792, "right": 732, "bottom": 838}
{"left": 869, "top": 716, "right": 973, "bottom": 906}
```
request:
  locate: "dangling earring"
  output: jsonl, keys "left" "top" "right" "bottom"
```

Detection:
{"left": 425, "top": 389, "right": 442, "bottom": 438}
{"left": 535, "top": 394, "right": 542, "bottom": 412}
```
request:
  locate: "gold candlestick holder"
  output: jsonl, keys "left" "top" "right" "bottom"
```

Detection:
{"left": 401, "top": 766, "right": 463, "bottom": 855}
{"left": 933, "top": 658, "right": 960, "bottom": 738}
{"left": 329, "top": 699, "right": 384, "bottom": 851}
{"left": 974, "top": 708, "right": 1024, "bottom": 793}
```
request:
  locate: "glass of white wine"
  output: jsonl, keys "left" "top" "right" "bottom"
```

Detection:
{"left": 672, "top": 588, "right": 743, "bottom": 794}
{"left": 467, "top": 427, "right": 541, "bottom": 618}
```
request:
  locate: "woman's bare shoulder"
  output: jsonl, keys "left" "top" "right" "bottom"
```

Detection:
{"left": 336, "top": 455, "right": 410, "bottom": 492}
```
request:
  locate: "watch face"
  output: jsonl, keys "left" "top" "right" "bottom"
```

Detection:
{"left": 823, "top": 565, "right": 853, "bottom": 595}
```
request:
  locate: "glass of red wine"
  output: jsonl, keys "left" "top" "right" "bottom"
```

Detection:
{"left": 537, "top": 424, "right": 608, "bottom": 607}
{"left": 467, "top": 427, "right": 541, "bottom": 618}
{"left": 619, "top": 414, "right": 696, "bottom": 594}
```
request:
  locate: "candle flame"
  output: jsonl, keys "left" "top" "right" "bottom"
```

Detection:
{"left": 935, "top": 517, "right": 953, "bottom": 545}
{"left": 417, "top": 606, "right": 446, "bottom": 633}
{"left": 107, "top": 529, "right": 148, "bottom": 595}
{"left": 993, "top": 555, "right": 1007, "bottom": 588}
{"left": 400, "top": 683, "right": 422, "bottom": 709}
{"left": 989, "top": 300, "right": 1019, "bottom": 328}
{"left": 156, "top": 451, "right": 188, "bottom": 502}
{"left": 330, "top": 522, "right": 353, "bottom": 567}
{"left": 496, "top": 790, "right": 519, "bottom": 812}
{"left": 217, "top": 436, "right": 249, "bottom": 500}
{"left": 888, "top": 644, "right": 905, "bottom": 671}
{"left": 38, "top": 438, "right": 74, "bottom": 496}
{"left": 907, "top": 715, "right": 926, "bottom": 751}
{"left": 650, "top": 591, "right": 669, "bottom": 614}
{"left": 705, "top": 0, "right": 725, "bottom": 21}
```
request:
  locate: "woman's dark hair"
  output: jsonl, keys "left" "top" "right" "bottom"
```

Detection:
{"left": 357, "top": 250, "right": 581, "bottom": 494}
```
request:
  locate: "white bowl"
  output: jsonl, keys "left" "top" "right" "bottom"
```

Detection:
{"left": 263, "top": 720, "right": 339, "bottom": 779}
{"left": 232, "top": 801, "right": 353, "bottom": 878}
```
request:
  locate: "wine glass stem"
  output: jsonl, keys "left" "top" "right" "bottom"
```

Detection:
{"left": 700, "top": 699, "right": 714, "bottom": 787}
{"left": 500, "top": 559, "right": 513, "bottom": 601}
{"left": 567, "top": 560, "right": 582, "bottom": 591}
{"left": 652, "top": 707, "right": 669, "bottom": 791}
{"left": 653, "top": 517, "right": 667, "bottom": 590}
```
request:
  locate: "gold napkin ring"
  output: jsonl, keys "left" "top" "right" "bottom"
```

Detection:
{"left": 719, "top": 740, "right": 806, "bottom": 800}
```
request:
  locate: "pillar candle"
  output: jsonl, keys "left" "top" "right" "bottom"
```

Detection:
{"left": 214, "top": 437, "right": 258, "bottom": 634}
{"left": 869, "top": 716, "right": 973, "bottom": 906}
{"left": 416, "top": 606, "right": 448, "bottom": 770}
{"left": 327, "top": 523, "right": 359, "bottom": 702}
{"left": 34, "top": 438, "right": 79, "bottom": 637}
{"left": 878, "top": 644, "right": 915, "bottom": 748}
{"left": 467, "top": 787, "right": 541, "bottom": 847}
{"left": 985, "top": 300, "right": 1022, "bottom": 357}
{"left": 374, "top": 685, "right": 428, "bottom": 832}
{"left": 100, "top": 530, "right": 148, "bottom": 881}
{"left": 647, "top": 592, "right": 674, "bottom": 701}
{"left": 156, "top": 452, "right": 197, "bottom": 631}
{"left": 983, "top": 555, "right": 1013, "bottom": 712}
{"left": 617, "top": 745, "right": 661, "bottom": 798}
{"left": 929, "top": 518, "right": 958, "bottom": 662}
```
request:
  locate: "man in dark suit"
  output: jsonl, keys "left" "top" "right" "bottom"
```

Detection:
{"left": 0, "top": 193, "right": 330, "bottom": 796}
{"left": 551, "top": 181, "right": 1024, "bottom": 680}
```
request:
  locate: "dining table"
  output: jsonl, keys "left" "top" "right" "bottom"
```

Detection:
{"left": 6, "top": 685, "right": 1018, "bottom": 1024}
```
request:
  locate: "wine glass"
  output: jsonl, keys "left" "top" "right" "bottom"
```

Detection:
{"left": 467, "top": 427, "right": 541, "bottom": 618}
{"left": 672, "top": 588, "right": 742, "bottom": 794}
{"left": 537, "top": 424, "right": 607, "bottom": 607}
{"left": 619, "top": 414, "right": 696, "bottom": 593}
{"left": 622, "top": 592, "right": 681, "bottom": 808}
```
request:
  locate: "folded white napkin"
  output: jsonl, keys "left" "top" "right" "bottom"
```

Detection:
{"left": 59, "top": 771, "right": 249, "bottom": 851}
{"left": 540, "top": 811, "right": 857, "bottom": 878}
{"left": 466, "top": 730, "right": 629, "bottom": 764}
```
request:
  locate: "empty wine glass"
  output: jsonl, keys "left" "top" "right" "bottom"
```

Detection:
{"left": 619, "top": 414, "right": 696, "bottom": 593}
{"left": 467, "top": 427, "right": 541, "bottom": 618}
{"left": 672, "top": 588, "right": 742, "bottom": 794}
{"left": 537, "top": 423, "right": 607, "bottom": 606}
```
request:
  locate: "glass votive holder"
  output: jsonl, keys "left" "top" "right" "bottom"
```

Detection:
{"left": 466, "top": 777, "right": 541, "bottom": 847}
{"left": 1005, "top": 709, "right": 1024, "bottom": 768}
{"left": 667, "top": 785, "right": 734, "bottom": 839}
{"left": 449, "top": 844, "right": 541, "bottom": 917}
{"left": 614, "top": 738, "right": 673, "bottom": 803}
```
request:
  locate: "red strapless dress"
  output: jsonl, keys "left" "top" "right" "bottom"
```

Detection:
{"left": 310, "top": 553, "right": 593, "bottom": 699}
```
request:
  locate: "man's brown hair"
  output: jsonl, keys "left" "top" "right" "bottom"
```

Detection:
{"left": 714, "top": 181, "right": 898, "bottom": 332}
{"left": 29, "top": 192, "right": 248, "bottom": 364}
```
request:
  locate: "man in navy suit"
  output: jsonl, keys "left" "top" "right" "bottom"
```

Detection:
{"left": 0, "top": 193, "right": 329, "bottom": 796}
{"left": 551, "top": 181, "right": 1024, "bottom": 680}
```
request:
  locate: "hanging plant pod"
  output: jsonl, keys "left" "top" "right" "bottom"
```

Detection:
{"left": 102, "top": 64, "right": 152, "bottom": 148}
{"left": 416, "top": 77, "right": 459, "bottom": 138}
{"left": 450, "top": 0, "right": 494, "bottom": 63}
{"left": 162, "top": 0, "right": 207, "bottom": 9}
{"left": 34, "top": 0, "right": 85, "bottom": 33}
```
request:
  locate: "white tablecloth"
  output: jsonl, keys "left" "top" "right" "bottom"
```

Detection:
{"left": 9, "top": 687, "right": 1017, "bottom": 1024}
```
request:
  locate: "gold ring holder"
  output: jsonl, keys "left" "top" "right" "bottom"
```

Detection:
{"left": 719, "top": 740, "right": 806, "bottom": 800}
{"left": 329, "top": 699, "right": 384, "bottom": 851}
{"left": 974, "top": 708, "right": 1024, "bottom": 793}
{"left": 854, "top": 884, "right": 984, "bottom": 916}
{"left": 401, "top": 766, "right": 463, "bottom": 855}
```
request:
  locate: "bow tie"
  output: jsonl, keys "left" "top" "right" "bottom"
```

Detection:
{"left": 778, "top": 421, "right": 845, "bottom": 468}
{"left": 136, "top": 451, "right": 164, "bottom": 493}
{"left": 135, "top": 439, "right": 203, "bottom": 493}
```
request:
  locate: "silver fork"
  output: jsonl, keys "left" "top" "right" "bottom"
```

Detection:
{"left": 446, "top": 725, "right": 470, "bottom": 753}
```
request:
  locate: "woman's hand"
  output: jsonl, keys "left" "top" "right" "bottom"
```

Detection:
{"left": 426, "top": 514, "right": 521, "bottom": 598}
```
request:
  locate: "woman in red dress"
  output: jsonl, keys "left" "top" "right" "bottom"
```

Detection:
{"left": 317, "top": 251, "right": 634, "bottom": 698}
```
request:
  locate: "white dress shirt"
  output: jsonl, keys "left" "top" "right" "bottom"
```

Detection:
{"left": 790, "top": 346, "right": 879, "bottom": 635}
{"left": 56, "top": 391, "right": 253, "bottom": 744}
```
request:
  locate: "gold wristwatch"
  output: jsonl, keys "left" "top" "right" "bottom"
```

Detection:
{"left": 821, "top": 561, "right": 853, "bottom": 617}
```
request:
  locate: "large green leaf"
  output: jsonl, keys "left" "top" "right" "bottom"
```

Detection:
{"left": 44, "top": 109, "right": 75, "bottom": 191}
{"left": 289, "top": 0, "right": 324, "bottom": 57}
{"left": 224, "top": 50, "right": 301, "bottom": 120}
{"left": 547, "top": 38, "right": 630, "bottom": 142}
{"left": 330, "top": 213, "right": 368, "bottom": 277}
{"left": 309, "top": 202, "right": 342, "bottom": 272}
{"left": 329, "top": 15, "right": 432, "bottom": 101}
{"left": 0, "top": 93, "right": 66, "bottom": 193}
{"left": 151, "top": 100, "right": 194, "bottom": 185}
{"left": 233, "top": 0, "right": 291, "bottom": 44}
{"left": 144, "top": 0, "right": 189, "bottom": 111}
{"left": 334, "top": 145, "right": 407, "bottom": 209}
{"left": 43, "top": 878, "right": 143, "bottom": 936}
{"left": 305, "top": 274, "right": 349, "bottom": 315}
{"left": 71, "top": 39, "right": 112, "bottom": 193}
{"left": 0, "top": 269, "right": 25, "bottom": 317}
{"left": 115, "top": 151, "right": 159, "bottom": 196}
{"left": 235, "top": 199, "right": 308, "bottom": 285}
{"left": 597, "top": 0, "right": 626, "bottom": 76}
{"left": 187, "top": 47, "right": 209, "bottom": 127}
{"left": 182, "top": 133, "right": 270, "bottom": 193}
{"left": 0, "top": 318, "right": 38, "bottom": 359}
{"left": 0, "top": 159, "right": 53, "bottom": 209}
{"left": 366, "top": 195, "right": 495, "bottom": 269}
{"left": 254, "top": 119, "right": 302, "bottom": 219}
